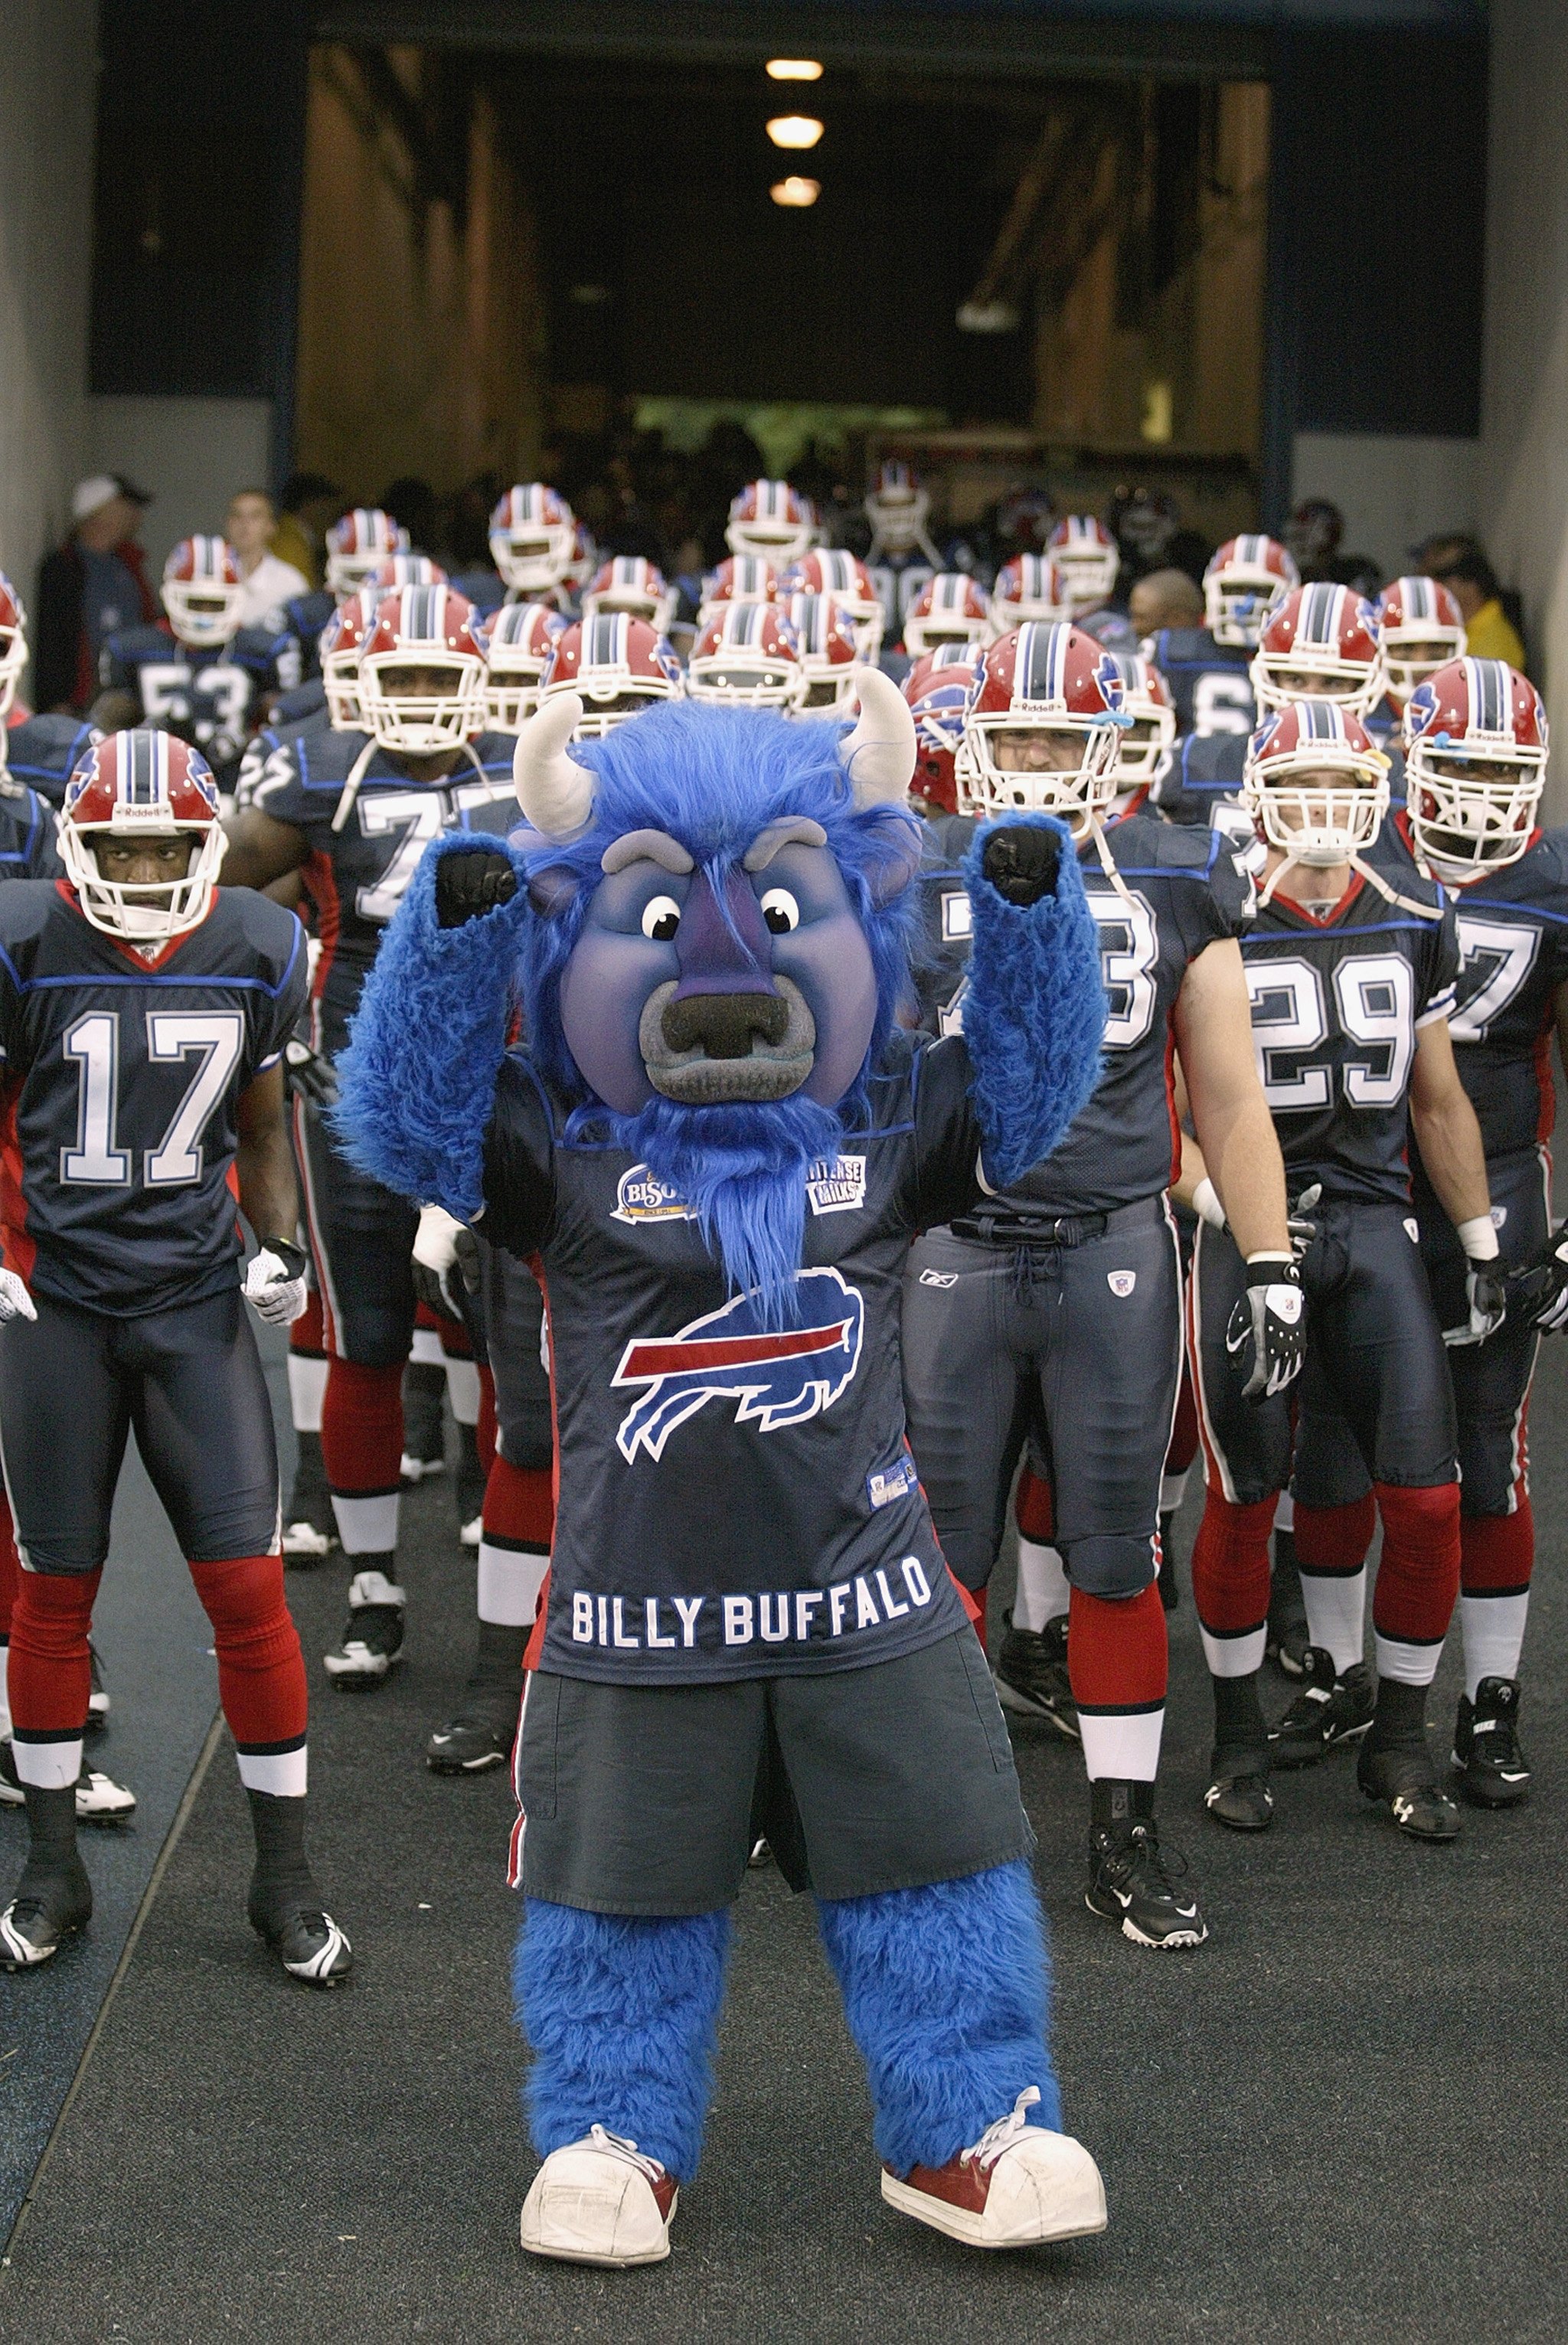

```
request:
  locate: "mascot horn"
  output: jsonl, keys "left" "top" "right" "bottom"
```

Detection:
{"left": 337, "top": 668, "right": 1110, "bottom": 2262}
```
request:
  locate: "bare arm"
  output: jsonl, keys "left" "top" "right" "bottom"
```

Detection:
{"left": 235, "top": 1063, "right": 299, "bottom": 1249}
{"left": 1410, "top": 1017, "right": 1491, "bottom": 1229}
{"left": 221, "top": 806, "right": 308, "bottom": 893}
{"left": 1171, "top": 939, "right": 1290, "bottom": 1259}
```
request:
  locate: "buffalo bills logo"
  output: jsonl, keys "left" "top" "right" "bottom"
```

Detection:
{"left": 1094, "top": 652, "right": 1127, "bottom": 712}
{"left": 612, "top": 1267, "right": 865, "bottom": 1463}
{"left": 1406, "top": 678, "right": 1439, "bottom": 740}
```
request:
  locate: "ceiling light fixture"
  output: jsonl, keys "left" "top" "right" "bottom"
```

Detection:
{"left": 766, "top": 115, "right": 823, "bottom": 150}
{"left": 770, "top": 177, "right": 821, "bottom": 208}
{"left": 766, "top": 59, "right": 823, "bottom": 81}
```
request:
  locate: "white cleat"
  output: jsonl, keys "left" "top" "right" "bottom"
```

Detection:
{"left": 282, "top": 1518, "right": 335, "bottom": 1560}
{"left": 0, "top": 1741, "right": 136, "bottom": 1825}
{"left": 520, "top": 2126, "right": 678, "bottom": 2268}
{"left": 322, "top": 1570, "right": 407, "bottom": 1686}
{"left": 399, "top": 1452, "right": 445, "bottom": 1484}
{"left": 459, "top": 1513, "right": 482, "bottom": 1550}
{"left": 880, "top": 2087, "right": 1107, "bottom": 2249}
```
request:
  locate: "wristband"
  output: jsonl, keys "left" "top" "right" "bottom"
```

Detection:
{"left": 1193, "top": 1177, "right": 1227, "bottom": 1231}
{"left": 1457, "top": 1215, "right": 1499, "bottom": 1262}
{"left": 1245, "top": 1252, "right": 1295, "bottom": 1268}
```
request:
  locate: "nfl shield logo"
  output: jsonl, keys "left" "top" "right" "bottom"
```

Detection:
{"left": 1107, "top": 1270, "right": 1137, "bottom": 1297}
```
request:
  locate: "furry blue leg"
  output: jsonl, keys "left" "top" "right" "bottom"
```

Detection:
{"left": 515, "top": 1900, "right": 731, "bottom": 2181}
{"left": 816, "top": 1861, "right": 1060, "bottom": 2175}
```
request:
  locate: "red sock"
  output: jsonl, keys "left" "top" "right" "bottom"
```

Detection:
{"left": 476, "top": 1365, "right": 498, "bottom": 1479}
{"left": 483, "top": 1452, "right": 555, "bottom": 1547}
{"left": 189, "top": 1553, "right": 308, "bottom": 1749}
{"left": 1014, "top": 1464, "right": 1054, "bottom": 1544}
{"left": 0, "top": 1486, "right": 18, "bottom": 1645}
{"left": 290, "top": 1290, "right": 326, "bottom": 1360}
{"left": 8, "top": 1568, "right": 99, "bottom": 1733}
{"left": 1295, "top": 1492, "right": 1377, "bottom": 1576}
{"left": 1068, "top": 1582, "right": 1168, "bottom": 1708}
{"left": 1459, "top": 1497, "right": 1534, "bottom": 1595}
{"left": 1190, "top": 1492, "right": 1276, "bottom": 1638}
{"left": 321, "top": 1358, "right": 404, "bottom": 1495}
{"left": 1371, "top": 1481, "right": 1461, "bottom": 1646}
{"left": 1165, "top": 1368, "right": 1200, "bottom": 1480}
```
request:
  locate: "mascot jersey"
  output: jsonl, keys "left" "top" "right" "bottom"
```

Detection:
{"left": 483, "top": 1030, "right": 982, "bottom": 1684}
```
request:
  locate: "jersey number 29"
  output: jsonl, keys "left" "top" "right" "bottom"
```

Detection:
{"left": 61, "top": 1011, "right": 245, "bottom": 1185}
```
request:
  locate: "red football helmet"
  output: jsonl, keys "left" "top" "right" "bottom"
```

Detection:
{"left": 1203, "top": 535, "right": 1298, "bottom": 647}
{"left": 317, "top": 590, "right": 377, "bottom": 732}
{"left": 1047, "top": 517, "right": 1119, "bottom": 615}
{"left": 959, "top": 622, "right": 1128, "bottom": 828}
{"left": 325, "top": 508, "right": 409, "bottom": 602}
{"left": 687, "top": 605, "right": 803, "bottom": 710}
{"left": 479, "top": 600, "right": 565, "bottom": 732}
{"left": 1242, "top": 701, "right": 1390, "bottom": 867}
{"left": 1376, "top": 576, "right": 1468, "bottom": 711}
{"left": 783, "top": 593, "right": 858, "bottom": 716}
{"left": 778, "top": 550, "right": 884, "bottom": 663}
{"left": 358, "top": 586, "right": 488, "bottom": 753}
{"left": 903, "top": 645, "right": 985, "bottom": 815}
{"left": 698, "top": 555, "right": 779, "bottom": 621}
{"left": 904, "top": 573, "right": 990, "bottom": 658}
{"left": 161, "top": 536, "right": 245, "bottom": 648}
{"left": 1250, "top": 583, "right": 1384, "bottom": 717}
{"left": 1404, "top": 657, "right": 1548, "bottom": 877}
{"left": 583, "top": 557, "right": 675, "bottom": 634}
{"left": 990, "top": 555, "right": 1072, "bottom": 635}
{"left": 725, "top": 479, "right": 815, "bottom": 566}
{"left": 541, "top": 614, "right": 684, "bottom": 735}
{"left": 1102, "top": 652, "right": 1176, "bottom": 787}
{"left": 864, "top": 460, "right": 936, "bottom": 561}
{"left": 369, "top": 553, "right": 447, "bottom": 593}
{"left": 60, "top": 730, "right": 223, "bottom": 940}
{"left": 488, "top": 485, "right": 576, "bottom": 594}
{"left": 0, "top": 575, "right": 28, "bottom": 718}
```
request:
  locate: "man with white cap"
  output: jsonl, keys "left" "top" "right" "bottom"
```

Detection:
{"left": 33, "top": 475, "right": 156, "bottom": 714}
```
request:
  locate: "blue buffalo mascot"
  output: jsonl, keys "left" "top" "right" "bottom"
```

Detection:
{"left": 338, "top": 669, "right": 1109, "bottom": 2262}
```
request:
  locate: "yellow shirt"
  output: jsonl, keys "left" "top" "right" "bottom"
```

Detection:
{"left": 1463, "top": 597, "right": 1526, "bottom": 670}
{"left": 270, "top": 515, "right": 322, "bottom": 591}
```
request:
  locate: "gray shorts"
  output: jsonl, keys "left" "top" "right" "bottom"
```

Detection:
{"left": 515, "top": 1628, "right": 1033, "bottom": 1914}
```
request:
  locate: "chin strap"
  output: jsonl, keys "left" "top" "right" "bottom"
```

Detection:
{"left": 1258, "top": 844, "right": 1441, "bottom": 922}
{"left": 1085, "top": 809, "right": 1138, "bottom": 910}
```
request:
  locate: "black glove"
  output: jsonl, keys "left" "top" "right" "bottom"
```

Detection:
{"left": 981, "top": 824, "right": 1062, "bottom": 907}
{"left": 1227, "top": 1256, "right": 1305, "bottom": 1403}
{"left": 435, "top": 848, "right": 518, "bottom": 929}
{"left": 1445, "top": 1262, "right": 1508, "bottom": 1347}
{"left": 1507, "top": 1221, "right": 1568, "bottom": 1333}
{"left": 283, "top": 1036, "right": 338, "bottom": 1109}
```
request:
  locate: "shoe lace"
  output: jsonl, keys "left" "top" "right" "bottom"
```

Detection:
{"left": 586, "top": 2125, "right": 666, "bottom": 2181}
{"left": 1112, "top": 1819, "right": 1191, "bottom": 1902}
{"left": 962, "top": 2086, "right": 1041, "bottom": 2172}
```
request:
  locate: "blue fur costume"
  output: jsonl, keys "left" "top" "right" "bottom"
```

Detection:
{"left": 338, "top": 703, "right": 1104, "bottom": 2186}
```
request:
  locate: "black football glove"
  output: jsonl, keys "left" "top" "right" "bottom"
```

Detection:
{"left": 1445, "top": 1260, "right": 1508, "bottom": 1347}
{"left": 1227, "top": 1256, "right": 1305, "bottom": 1403}
{"left": 435, "top": 847, "right": 518, "bottom": 929}
{"left": 981, "top": 824, "right": 1062, "bottom": 907}
{"left": 1506, "top": 1220, "right": 1568, "bottom": 1333}
{"left": 283, "top": 1037, "right": 338, "bottom": 1110}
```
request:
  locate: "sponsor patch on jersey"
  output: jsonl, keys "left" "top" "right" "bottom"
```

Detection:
{"left": 805, "top": 1155, "right": 867, "bottom": 1215}
{"left": 940, "top": 890, "right": 972, "bottom": 942}
{"left": 918, "top": 1267, "right": 959, "bottom": 1289}
{"left": 612, "top": 1164, "right": 696, "bottom": 1224}
{"left": 867, "top": 1454, "right": 918, "bottom": 1511}
{"left": 1404, "top": 1217, "right": 1420, "bottom": 1243}
{"left": 612, "top": 1266, "right": 865, "bottom": 1463}
{"left": 1107, "top": 1269, "right": 1137, "bottom": 1297}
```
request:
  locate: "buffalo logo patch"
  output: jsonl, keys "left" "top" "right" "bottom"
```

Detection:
{"left": 613, "top": 1268, "right": 865, "bottom": 1463}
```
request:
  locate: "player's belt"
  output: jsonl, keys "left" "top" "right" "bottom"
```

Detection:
{"left": 950, "top": 1194, "right": 1166, "bottom": 1249}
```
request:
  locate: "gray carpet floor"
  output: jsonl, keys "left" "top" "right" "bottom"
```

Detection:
{"left": 2, "top": 1344, "right": 1566, "bottom": 2343}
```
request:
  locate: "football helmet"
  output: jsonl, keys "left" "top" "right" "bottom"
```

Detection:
{"left": 1405, "top": 656, "right": 1548, "bottom": 877}
{"left": 1204, "top": 535, "right": 1298, "bottom": 648}
{"left": 687, "top": 605, "right": 803, "bottom": 710}
{"left": 60, "top": 730, "right": 223, "bottom": 941}
{"left": 0, "top": 575, "right": 28, "bottom": 718}
{"left": 325, "top": 509, "right": 409, "bottom": 602}
{"left": 697, "top": 555, "right": 778, "bottom": 622}
{"left": 358, "top": 586, "right": 488, "bottom": 753}
{"left": 540, "top": 614, "right": 684, "bottom": 736}
{"left": 479, "top": 599, "right": 565, "bottom": 732}
{"left": 1377, "top": 576, "right": 1468, "bottom": 711}
{"left": 565, "top": 519, "right": 599, "bottom": 595}
{"left": 1112, "top": 485, "right": 1178, "bottom": 566}
{"left": 725, "top": 479, "right": 815, "bottom": 567}
{"left": 903, "top": 645, "right": 984, "bottom": 815}
{"left": 1250, "top": 583, "right": 1385, "bottom": 716}
{"left": 161, "top": 537, "right": 245, "bottom": 649}
{"left": 1242, "top": 701, "right": 1390, "bottom": 868}
{"left": 317, "top": 590, "right": 377, "bottom": 732}
{"left": 989, "top": 554, "right": 1072, "bottom": 635}
{"left": 1286, "top": 498, "right": 1343, "bottom": 571}
{"left": 959, "top": 622, "right": 1128, "bottom": 831}
{"left": 784, "top": 593, "right": 858, "bottom": 715}
{"left": 488, "top": 485, "right": 576, "bottom": 595}
{"left": 903, "top": 573, "right": 991, "bottom": 658}
{"left": 1102, "top": 652, "right": 1176, "bottom": 788}
{"left": 864, "top": 460, "right": 939, "bottom": 563}
{"left": 369, "top": 553, "right": 447, "bottom": 593}
{"left": 778, "top": 550, "right": 884, "bottom": 663}
{"left": 582, "top": 557, "right": 675, "bottom": 635}
{"left": 1047, "top": 517, "right": 1120, "bottom": 615}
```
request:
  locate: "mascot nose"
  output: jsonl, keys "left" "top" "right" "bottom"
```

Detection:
{"left": 664, "top": 867, "right": 787, "bottom": 1059}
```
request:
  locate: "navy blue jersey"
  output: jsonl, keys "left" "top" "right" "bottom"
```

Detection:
{"left": 1076, "top": 606, "right": 1138, "bottom": 655}
{"left": 0, "top": 788, "right": 62, "bottom": 884}
{"left": 482, "top": 1031, "right": 985, "bottom": 1684}
{"left": 2, "top": 714, "right": 97, "bottom": 807}
{"left": 1147, "top": 626, "right": 1256, "bottom": 740}
{"left": 915, "top": 806, "right": 1253, "bottom": 1217}
{"left": 1240, "top": 824, "right": 1457, "bottom": 1204}
{"left": 270, "top": 678, "right": 328, "bottom": 733}
{"left": 0, "top": 884, "right": 306, "bottom": 1315}
{"left": 235, "top": 726, "right": 518, "bottom": 1055}
{"left": 100, "top": 622, "right": 300, "bottom": 775}
{"left": 1407, "top": 820, "right": 1568, "bottom": 1158}
{"left": 283, "top": 590, "right": 335, "bottom": 680}
{"left": 1151, "top": 729, "right": 1246, "bottom": 827}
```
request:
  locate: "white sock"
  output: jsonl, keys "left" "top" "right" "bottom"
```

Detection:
{"left": 1274, "top": 1490, "right": 1295, "bottom": 1533}
{"left": 332, "top": 1491, "right": 400, "bottom": 1555}
{"left": 1200, "top": 1625, "right": 1266, "bottom": 1677}
{"left": 12, "top": 1732, "right": 83, "bottom": 1790}
{"left": 1080, "top": 1707, "right": 1164, "bottom": 1783}
{"left": 408, "top": 1327, "right": 445, "bottom": 1367}
{"left": 287, "top": 1352, "right": 328, "bottom": 1434}
{"left": 445, "top": 1358, "right": 482, "bottom": 1426}
{"left": 478, "top": 1543, "right": 550, "bottom": 1628}
{"left": 1374, "top": 1633, "right": 1442, "bottom": 1689}
{"left": 1459, "top": 1592, "right": 1529, "bottom": 1700}
{"left": 1299, "top": 1567, "right": 1367, "bottom": 1674}
{"left": 0, "top": 1642, "right": 10, "bottom": 1741}
{"left": 236, "top": 1742, "right": 308, "bottom": 1798}
{"left": 1014, "top": 1537, "right": 1070, "bottom": 1631}
{"left": 1160, "top": 1466, "right": 1191, "bottom": 1514}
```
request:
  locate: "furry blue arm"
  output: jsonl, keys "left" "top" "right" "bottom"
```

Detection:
{"left": 333, "top": 833, "right": 531, "bottom": 1223}
{"left": 959, "top": 813, "right": 1108, "bottom": 1187}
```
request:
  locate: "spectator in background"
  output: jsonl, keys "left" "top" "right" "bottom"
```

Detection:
{"left": 226, "top": 488, "right": 310, "bottom": 632}
{"left": 32, "top": 473, "right": 156, "bottom": 714}
{"left": 1415, "top": 534, "right": 1528, "bottom": 669}
{"left": 271, "top": 472, "right": 341, "bottom": 590}
{"left": 1129, "top": 566, "right": 1204, "bottom": 639}
{"left": 1286, "top": 497, "right": 1380, "bottom": 596}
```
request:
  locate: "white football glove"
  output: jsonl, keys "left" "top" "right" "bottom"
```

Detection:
{"left": 411, "top": 1204, "right": 479, "bottom": 1322}
{"left": 243, "top": 1240, "right": 310, "bottom": 1326}
{"left": 0, "top": 1268, "right": 38, "bottom": 1324}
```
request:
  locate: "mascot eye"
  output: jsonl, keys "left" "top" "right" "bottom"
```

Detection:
{"left": 641, "top": 895, "right": 682, "bottom": 942}
{"left": 760, "top": 887, "right": 800, "bottom": 935}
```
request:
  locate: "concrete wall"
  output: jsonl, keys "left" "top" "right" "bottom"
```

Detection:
{"left": 0, "top": 1, "right": 96, "bottom": 616}
{"left": 1291, "top": 433, "right": 1478, "bottom": 586}
{"left": 85, "top": 397, "right": 274, "bottom": 576}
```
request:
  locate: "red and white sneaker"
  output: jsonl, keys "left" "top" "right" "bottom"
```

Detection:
{"left": 520, "top": 2125, "right": 678, "bottom": 2267}
{"left": 881, "top": 2086, "right": 1107, "bottom": 2249}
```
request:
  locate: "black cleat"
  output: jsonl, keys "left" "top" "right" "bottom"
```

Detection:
{"left": 993, "top": 1612, "right": 1078, "bottom": 1740}
{"left": 424, "top": 1710, "right": 510, "bottom": 1774}
{"left": 0, "top": 1850, "right": 93, "bottom": 1971}
{"left": 1452, "top": 1677, "right": 1530, "bottom": 1808}
{"left": 1269, "top": 1648, "right": 1375, "bottom": 1768}
{"left": 1086, "top": 1782, "right": 1207, "bottom": 1949}
{"left": 426, "top": 1622, "right": 524, "bottom": 1775}
{"left": 1157, "top": 1512, "right": 1180, "bottom": 1612}
{"left": 283, "top": 1429, "right": 338, "bottom": 1565}
{"left": 323, "top": 1568, "right": 406, "bottom": 1689}
{"left": 1265, "top": 1532, "right": 1310, "bottom": 1677}
{"left": 1358, "top": 1740, "right": 1461, "bottom": 1840}
{"left": 400, "top": 1361, "right": 447, "bottom": 1483}
{"left": 248, "top": 1880, "right": 353, "bottom": 1987}
{"left": 1203, "top": 1744, "right": 1274, "bottom": 1831}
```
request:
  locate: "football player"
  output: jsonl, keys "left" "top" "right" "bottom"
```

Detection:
{"left": 0, "top": 576, "right": 98, "bottom": 808}
{"left": 581, "top": 557, "right": 676, "bottom": 637}
{"left": 1045, "top": 519, "right": 1135, "bottom": 650}
{"left": 0, "top": 731, "right": 349, "bottom": 1981}
{"left": 777, "top": 549, "right": 885, "bottom": 666}
{"left": 477, "top": 601, "right": 565, "bottom": 733}
{"left": 1374, "top": 575, "right": 1468, "bottom": 734}
{"left": 785, "top": 592, "right": 861, "bottom": 716}
{"left": 864, "top": 459, "right": 940, "bottom": 570}
{"left": 539, "top": 615, "right": 686, "bottom": 735}
{"left": 222, "top": 587, "right": 518, "bottom": 1689}
{"left": 903, "top": 574, "right": 991, "bottom": 661}
{"left": 1148, "top": 535, "right": 1298, "bottom": 741}
{"left": 686, "top": 606, "right": 804, "bottom": 710}
{"left": 989, "top": 555, "right": 1072, "bottom": 638}
{"left": 900, "top": 622, "right": 1298, "bottom": 1950}
{"left": 1185, "top": 702, "right": 1502, "bottom": 1843}
{"left": 724, "top": 479, "right": 815, "bottom": 570}
{"left": 95, "top": 538, "right": 301, "bottom": 789}
{"left": 489, "top": 485, "right": 577, "bottom": 609}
